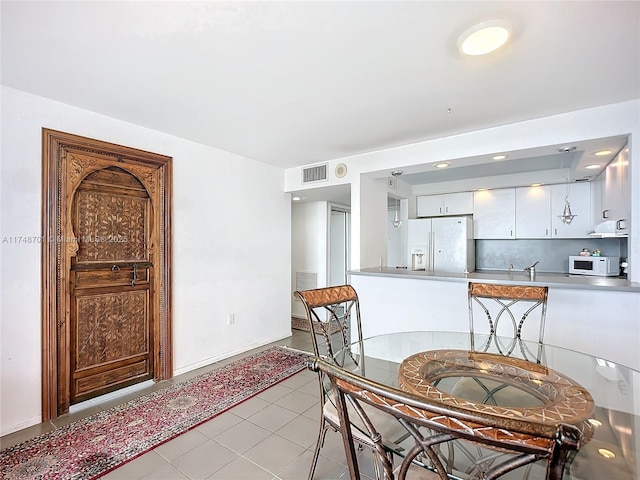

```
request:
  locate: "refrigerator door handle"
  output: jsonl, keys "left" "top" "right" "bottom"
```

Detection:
{"left": 430, "top": 231, "right": 435, "bottom": 271}
{"left": 426, "top": 232, "right": 431, "bottom": 271}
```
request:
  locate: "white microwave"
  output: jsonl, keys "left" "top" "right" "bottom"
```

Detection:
{"left": 569, "top": 256, "right": 619, "bottom": 277}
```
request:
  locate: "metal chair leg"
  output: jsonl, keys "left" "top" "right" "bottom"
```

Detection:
{"left": 308, "top": 417, "right": 331, "bottom": 480}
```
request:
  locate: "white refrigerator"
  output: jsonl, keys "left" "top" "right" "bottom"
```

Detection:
{"left": 407, "top": 216, "right": 475, "bottom": 273}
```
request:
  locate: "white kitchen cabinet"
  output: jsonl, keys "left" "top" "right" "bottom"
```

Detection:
{"left": 473, "top": 188, "right": 515, "bottom": 239}
{"left": 597, "top": 145, "right": 630, "bottom": 233}
{"left": 416, "top": 192, "right": 473, "bottom": 217}
{"left": 515, "top": 186, "right": 551, "bottom": 238}
{"left": 550, "top": 182, "right": 592, "bottom": 238}
{"left": 515, "top": 183, "right": 593, "bottom": 239}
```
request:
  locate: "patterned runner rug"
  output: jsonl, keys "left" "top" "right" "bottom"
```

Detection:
{"left": 1, "top": 346, "right": 308, "bottom": 480}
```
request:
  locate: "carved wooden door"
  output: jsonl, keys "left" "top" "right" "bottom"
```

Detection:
{"left": 69, "top": 167, "right": 154, "bottom": 404}
{"left": 42, "top": 129, "right": 172, "bottom": 419}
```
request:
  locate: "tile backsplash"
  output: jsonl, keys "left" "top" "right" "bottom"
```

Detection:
{"left": 476, "top": 238, "right": 627, "bottom": 273}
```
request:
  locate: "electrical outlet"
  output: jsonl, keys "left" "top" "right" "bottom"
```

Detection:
{"left": 227, "top": 313, "right": 235, "bottom": 325}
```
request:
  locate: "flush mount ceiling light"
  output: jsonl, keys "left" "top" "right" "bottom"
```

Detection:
{"left": 458, "top": 20, "right": 511, "bottom": 56}
{"left": 492, "top": 154, "right": 507, "bottom": 160}
{"left": 585, "top": 164, "right": 601, "bottom": 169}
{"left": 434, "top": 162, "right": 451, "bottom": 169}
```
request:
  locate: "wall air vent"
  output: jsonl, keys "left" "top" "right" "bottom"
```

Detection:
{"left": 302, "top": 164, "right": 327, "bottom": 183}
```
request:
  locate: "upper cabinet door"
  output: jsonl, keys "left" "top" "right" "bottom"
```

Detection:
{"left": 417, "top": 192, "right": 473, "bottom": 217}
{"left": 515, "top": 186, "right": 551, "bottom": 238}
{"left": 416, "top": 195, "right": 445, "bottom": 217}
{"left": 444, "top": 192, "right": 474, "bottom": 215}
{"left": 473, "top": 189, "right": 515, "bottom": 239}
{"left": 551, "top": 182, "right": 592, "bottom": 238}
{"left": 599, "top": 145, "right": 630, "bottom": 232}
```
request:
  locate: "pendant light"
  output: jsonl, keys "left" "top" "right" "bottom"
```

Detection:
{"left": 559, "top": 197, "right": 577, "bottom": 224}
{"left": 558, "top": 169, "right": 577, "bottom": 225}
{"left": 392, "top": 198, "right": 402, "bottom": 228}
{"left": 390, "top": 170, "right": 403, "bottom": 228}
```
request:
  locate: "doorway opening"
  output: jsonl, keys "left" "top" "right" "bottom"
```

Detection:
{"left": 329, "top": 205, "right": 351, "bottom": 287}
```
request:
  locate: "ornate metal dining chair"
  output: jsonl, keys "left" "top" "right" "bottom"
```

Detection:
{"left": 425, "top": 282, "right": 555, "bottom": 477}
{"left": 450, "top": 282, "right": 552, "bottom": 427}
{"left": 310, "top": 356, "right": 583, "bottom": 480}
{"left": 453, "top": 282, "right": 550, "bottom": 408}
{"left": 294, "top": 285, "right": 404, "bottom": 479}
{"left": 468, "top": 282, "right": 549, "bottom": 363}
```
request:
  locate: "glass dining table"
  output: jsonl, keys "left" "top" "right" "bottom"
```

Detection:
{"left": 333, "top": 330, "right": 639, "bottom": 480}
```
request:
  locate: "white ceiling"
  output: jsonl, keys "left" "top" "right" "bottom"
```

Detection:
{"left": 2, "top": 1, "right": 639, "bottom": 175}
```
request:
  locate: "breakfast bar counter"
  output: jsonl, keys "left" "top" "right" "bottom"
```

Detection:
{"left": 348, "top": 267, "right": 640, "bottom": 292}
{"left": 347, "top": 268, "right": 640, "bottom": 371}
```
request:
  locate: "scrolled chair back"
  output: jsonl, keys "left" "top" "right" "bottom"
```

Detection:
{"left": 294, "top": 284, "right": 363, "bottom": 362}
{"left": 468, "top": 282, "right": 549, "bottom": 363}
{"left": 309, "top": 356, "right": 583, "bottom": 480}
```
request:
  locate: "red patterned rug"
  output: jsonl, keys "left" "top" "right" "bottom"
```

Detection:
{"left": 1, "top": 346, "right": 308, "bottom": 480}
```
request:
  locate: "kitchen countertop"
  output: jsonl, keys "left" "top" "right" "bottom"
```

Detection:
{"left": 348, "top": 267, "right": 640, "bottom": 292}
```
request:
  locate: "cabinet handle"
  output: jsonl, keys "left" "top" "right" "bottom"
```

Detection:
{"left": 603, "top": 209, "right": 610, "bottom": 219}
{"left": 439, "top": 207, "right": 443, "bottom": 214}
{"left": 445, "top": 206, "right": 449, "bottom": 213}
{"left": 545, "top": 228, "right": 549, "bottom": 236}
{"left": 554, "top": 228, "right": 558, "bottom": 236}
{"left": 616, "top": 219, "right": 627, "bottom": 230}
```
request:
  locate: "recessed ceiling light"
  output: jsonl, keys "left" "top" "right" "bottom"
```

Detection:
{"left": 292, "top": 196, "right": 301, "bottom": 201}
{"left": 530, "top": 183, "right": 542, "bottom": 187}
{"left": 594, "top": 150, "right": 612, "bottom": 156}
{"left": 492, "top": 154, "right": 507, "bottom": 160}
{"left": 585, "top": 164, "right": 601, "bottom": 169}
{"left": 598, "top": 448, "right": 616, "bottom": 459}
{"left": 435, "top": 162, "right": 451, "bottom": 169}
{"left": 458, "top": 20, "right": 511, "bottom": 56}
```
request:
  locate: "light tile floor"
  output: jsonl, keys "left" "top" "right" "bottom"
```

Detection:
{"left": 1, "top": 330, "right": 377, "bottom": 480}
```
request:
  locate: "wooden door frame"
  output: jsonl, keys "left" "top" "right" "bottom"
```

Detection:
{"left": 41, "top": 129, "right": 173, "bottom": 420}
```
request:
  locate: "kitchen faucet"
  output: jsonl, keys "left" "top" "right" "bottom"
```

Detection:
{"left": 524, "top": 261, "right": 539, "bottom": 279}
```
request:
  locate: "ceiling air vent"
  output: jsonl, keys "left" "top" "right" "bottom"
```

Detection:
{"left": 302, "top": 164, "right": 327, "bottom": 183}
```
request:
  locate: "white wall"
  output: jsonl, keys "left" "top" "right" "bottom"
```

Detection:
{"left": 291, "top": 201, "right": 328, "bottom": 318}
{"left": 0, "top": 86, "right": 292, "bottom": 435}
{"left": 358, "top": 177, "right": 389, "bottom": 269}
